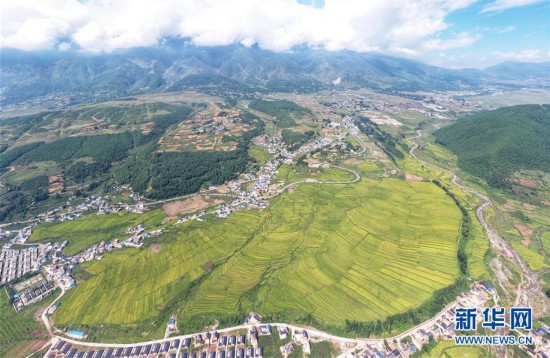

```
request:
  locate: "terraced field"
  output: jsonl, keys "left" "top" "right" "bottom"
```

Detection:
{"left": 30, "top": 209, "right": 166, "bottom": 255}
{"left": 274, "top": 164, "right": 356, "bottom": 183}
{"left": 54, "top": 178, "right": 461, "bottom": 335}
{"left": 0, "top": 287, "right": 57, "bottom": 357}
{"left": 424, "top": 340, "right": 489, "bottom": 357}
{"left": 511, "top": 241, "right": 549, "bottom": 271}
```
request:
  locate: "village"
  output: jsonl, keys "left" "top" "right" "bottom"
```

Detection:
{"left": 45, "top": 310, "right": 319, "bottom": 358}
{"left": 42, "top": 282, "right": 550, "bottom": 358}
{"left": 2, "top": 94, "right": 550, "bottom": 357}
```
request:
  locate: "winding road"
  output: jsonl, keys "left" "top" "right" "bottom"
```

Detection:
{"left": 407, "top": 130, "right": 547, "bottom": 313}
{"left": 34, "top": 127, "right": 547, "bottom": 358}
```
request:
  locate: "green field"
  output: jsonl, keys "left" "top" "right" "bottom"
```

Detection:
{"left": 0, "top": 287, "right": 58, "bottom": 357}
{"left": 248, "top": 145, "right": 271, "bottom": 166}
{"left": 541, "top": 231, "right": 550, "bottom": 251}
{"left": 30, "top": 209, "right": 165, "bottom": 255}
{"left": 398, "top": 148, "right": 491, "bottom": 281}
{"left": 54, "top": 178, "right": 461, "bottom": 339}
{"left": 274, "top": 164, "right": 355, "bottom": 183}
{"left": 511, "top": 241, "right": 549, "bottom": 271}
{"left": 422, "top": 340, "right": 489, "bottom": 357}
{"left": 248, "top": 99, "right": 311, "bottom": 128}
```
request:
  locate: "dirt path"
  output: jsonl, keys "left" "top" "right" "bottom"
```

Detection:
{"left": 408, "top": 130, "right": 549, "bottom": 316}
{"left": 535, "top": 226, "right": 549, "bottom": 254}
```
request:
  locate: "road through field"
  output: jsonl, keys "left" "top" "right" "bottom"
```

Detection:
{"left": 407, "top": 130, "right": 548, "bottom": 315}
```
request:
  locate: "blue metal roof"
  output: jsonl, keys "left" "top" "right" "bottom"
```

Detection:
{"left": 68, "top": 330, "right": 86, "bottom": 337}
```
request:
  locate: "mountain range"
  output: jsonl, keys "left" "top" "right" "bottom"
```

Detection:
{"left": 1, "top": 43, "right": 549, "bottom": 109}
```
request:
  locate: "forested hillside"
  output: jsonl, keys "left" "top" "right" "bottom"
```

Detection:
{"left": 0, "top": 102, "right": 262, "bottom": 222}
{"left": 434, "top": 104, "right": 550, "bottom": 188}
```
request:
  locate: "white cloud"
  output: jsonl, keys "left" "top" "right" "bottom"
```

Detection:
{"left": 494, "top": 25, "right": 516, "bottom": 33}
{"left": 0, "top": 0, "right": 479, "bottom": 55}
{"left": 491, "top": 49, "right": 550, "bottom": 61}
{"left": 481, "top": 0, "right": 545, "bottom": 13}
{"left": 58, "top": 42, "right": 72, "bottom": 51}
{"left": 423, "top": 32, "right": 481, "bottom": 51}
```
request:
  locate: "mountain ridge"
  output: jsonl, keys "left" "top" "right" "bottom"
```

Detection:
{"left": 2, "top": 45, "right": 549, "bottom": 110}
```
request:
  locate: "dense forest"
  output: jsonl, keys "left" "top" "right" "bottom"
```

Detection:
{"left": 116, "top": 116, "right": 264, "bottom": 199}
{"left": 0, "top": 103, "right": 258, "bottom": 222}
{"left": 434, "top": 104, "right": 550, "bottom": 188}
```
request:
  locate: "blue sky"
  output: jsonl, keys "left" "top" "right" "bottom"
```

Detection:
{"left": 431, "top": 0, "right": 550, "bottom": 67}
{"left": 2, "top": 0, "right": 549, "bottom": 68}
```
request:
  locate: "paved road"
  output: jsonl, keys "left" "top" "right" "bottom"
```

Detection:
{"left": 268, "top": 164, "right": 361, "bottom": 201}
{"left": 44, "top": 298, "right": 460, "bottom": 358}
{"left": 142, "top": 182, "right": 255, "bottom": 207}
{"left": 38, "top": 128, "right": 532, "bottom": 357}
{"left": 42, "top": 285, "right": 66, "bottom": 337}
{"left": 347, "top": 128, "right": 367, "bottom": 155}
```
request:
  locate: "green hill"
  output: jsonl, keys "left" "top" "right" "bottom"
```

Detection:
{"left": 434, "top": 104, "right": 550, "bottom": 188}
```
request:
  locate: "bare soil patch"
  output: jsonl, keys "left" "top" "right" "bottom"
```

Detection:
{"left": 48, "top": 174, "right": 64, "bottom": 194}
{"left": 305, "top": 157, "right": 320, "bottom": 165}
{"left": 151, "top": 244, "right": 162, "bottom": 254}
{"left": 501, "top": 201, "right": 515, "bottom": 212}
{"left": 287, "top": 184, "right": 298, "bottom": 194}
{"left": 28, "top": 328, "right": 44, "bottom": 338}
{"left": 362, "top": 110, "right": 403, "bottom": 126}
{"left": 515, "top": 224, "right": 533, "bottom": 238}
{"left": 31, "top": 340, "right": 48, "bottom": 351}
{"left": 521, "top": 238, "right": 532, "bottom": 247}
{"left": 216, "top": 185, "right": 230, "bottom": 194}
{"left": 201, "top": 261, "right": 213, "bottom": 271}
{"left": 343, "top": 158, "right": 364, "bottom": 165}
{"left": 163, "top": 196, "right": 212, "bottom": 216}
{"left": 518, "top": 178, "right": 538, "bottom": 188}
{"left": 162, "top": 216, "right": 177, "bottom": 224}
{"left": 405, "top": 173, "right": 424, "bottom": 182}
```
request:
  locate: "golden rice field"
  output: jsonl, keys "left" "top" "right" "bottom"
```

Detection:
{"left": 54, "top": 178, "right": 461, "bottom": 332}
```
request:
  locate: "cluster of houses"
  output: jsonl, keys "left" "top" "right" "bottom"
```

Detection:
{"left": 353, "top": 282, "right": 492, "bottom": 357}
{"left": 192, "top": 126, "right": 351, "bottom": 223}
{"left": 0, "top": 246, "right": 41, "bottom": 284}
{"left": 41, "top": 224, "right": 163, "bottom": 291}
{"left": 48, "top": 330, "right": 261, "bottom": 358}
{"left": 244, "top": 311, "right": 311, "bottom": 358}
{"left": 177, "top": 212, "right": 206, "bottom": 224}
{"left": 192, "top": 331, "right": 256, "bottom": 358}
{"left": 350, "top": 281, "right": 550, "bottom": 358}
{"left": 47, "top": 338, "right": 182, "bottom": 358}
{"left": 35, "top": 189, "right": 144, "bottom": 225}
{"left": 12, "top": 276, "right": 54, "bottom": 311}
{"left": 342, "top": 116, "right": 360, "bottom": 136}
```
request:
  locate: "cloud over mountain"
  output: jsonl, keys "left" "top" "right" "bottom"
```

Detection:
{"left": 2, "top": 0, "right": 477, "bottom": 55}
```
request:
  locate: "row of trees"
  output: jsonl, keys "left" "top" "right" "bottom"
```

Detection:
{"left": 432, "top": 180, "right": 471, "bottom": 276}
{"left": 342, "top": 180, "right": 474, "bottom": 337}
{"left": 355, "top": 118, "right": 405, "bottom": 160}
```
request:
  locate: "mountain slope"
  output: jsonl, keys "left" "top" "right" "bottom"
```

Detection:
{"left": 484, "top": 61, "right": 550, "bottom": 80}
{"left": 1, "top": 45, "right": 548, "bottom": 110}
{"left": 434, "top": 104, "right": 550, "bottom": 187}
